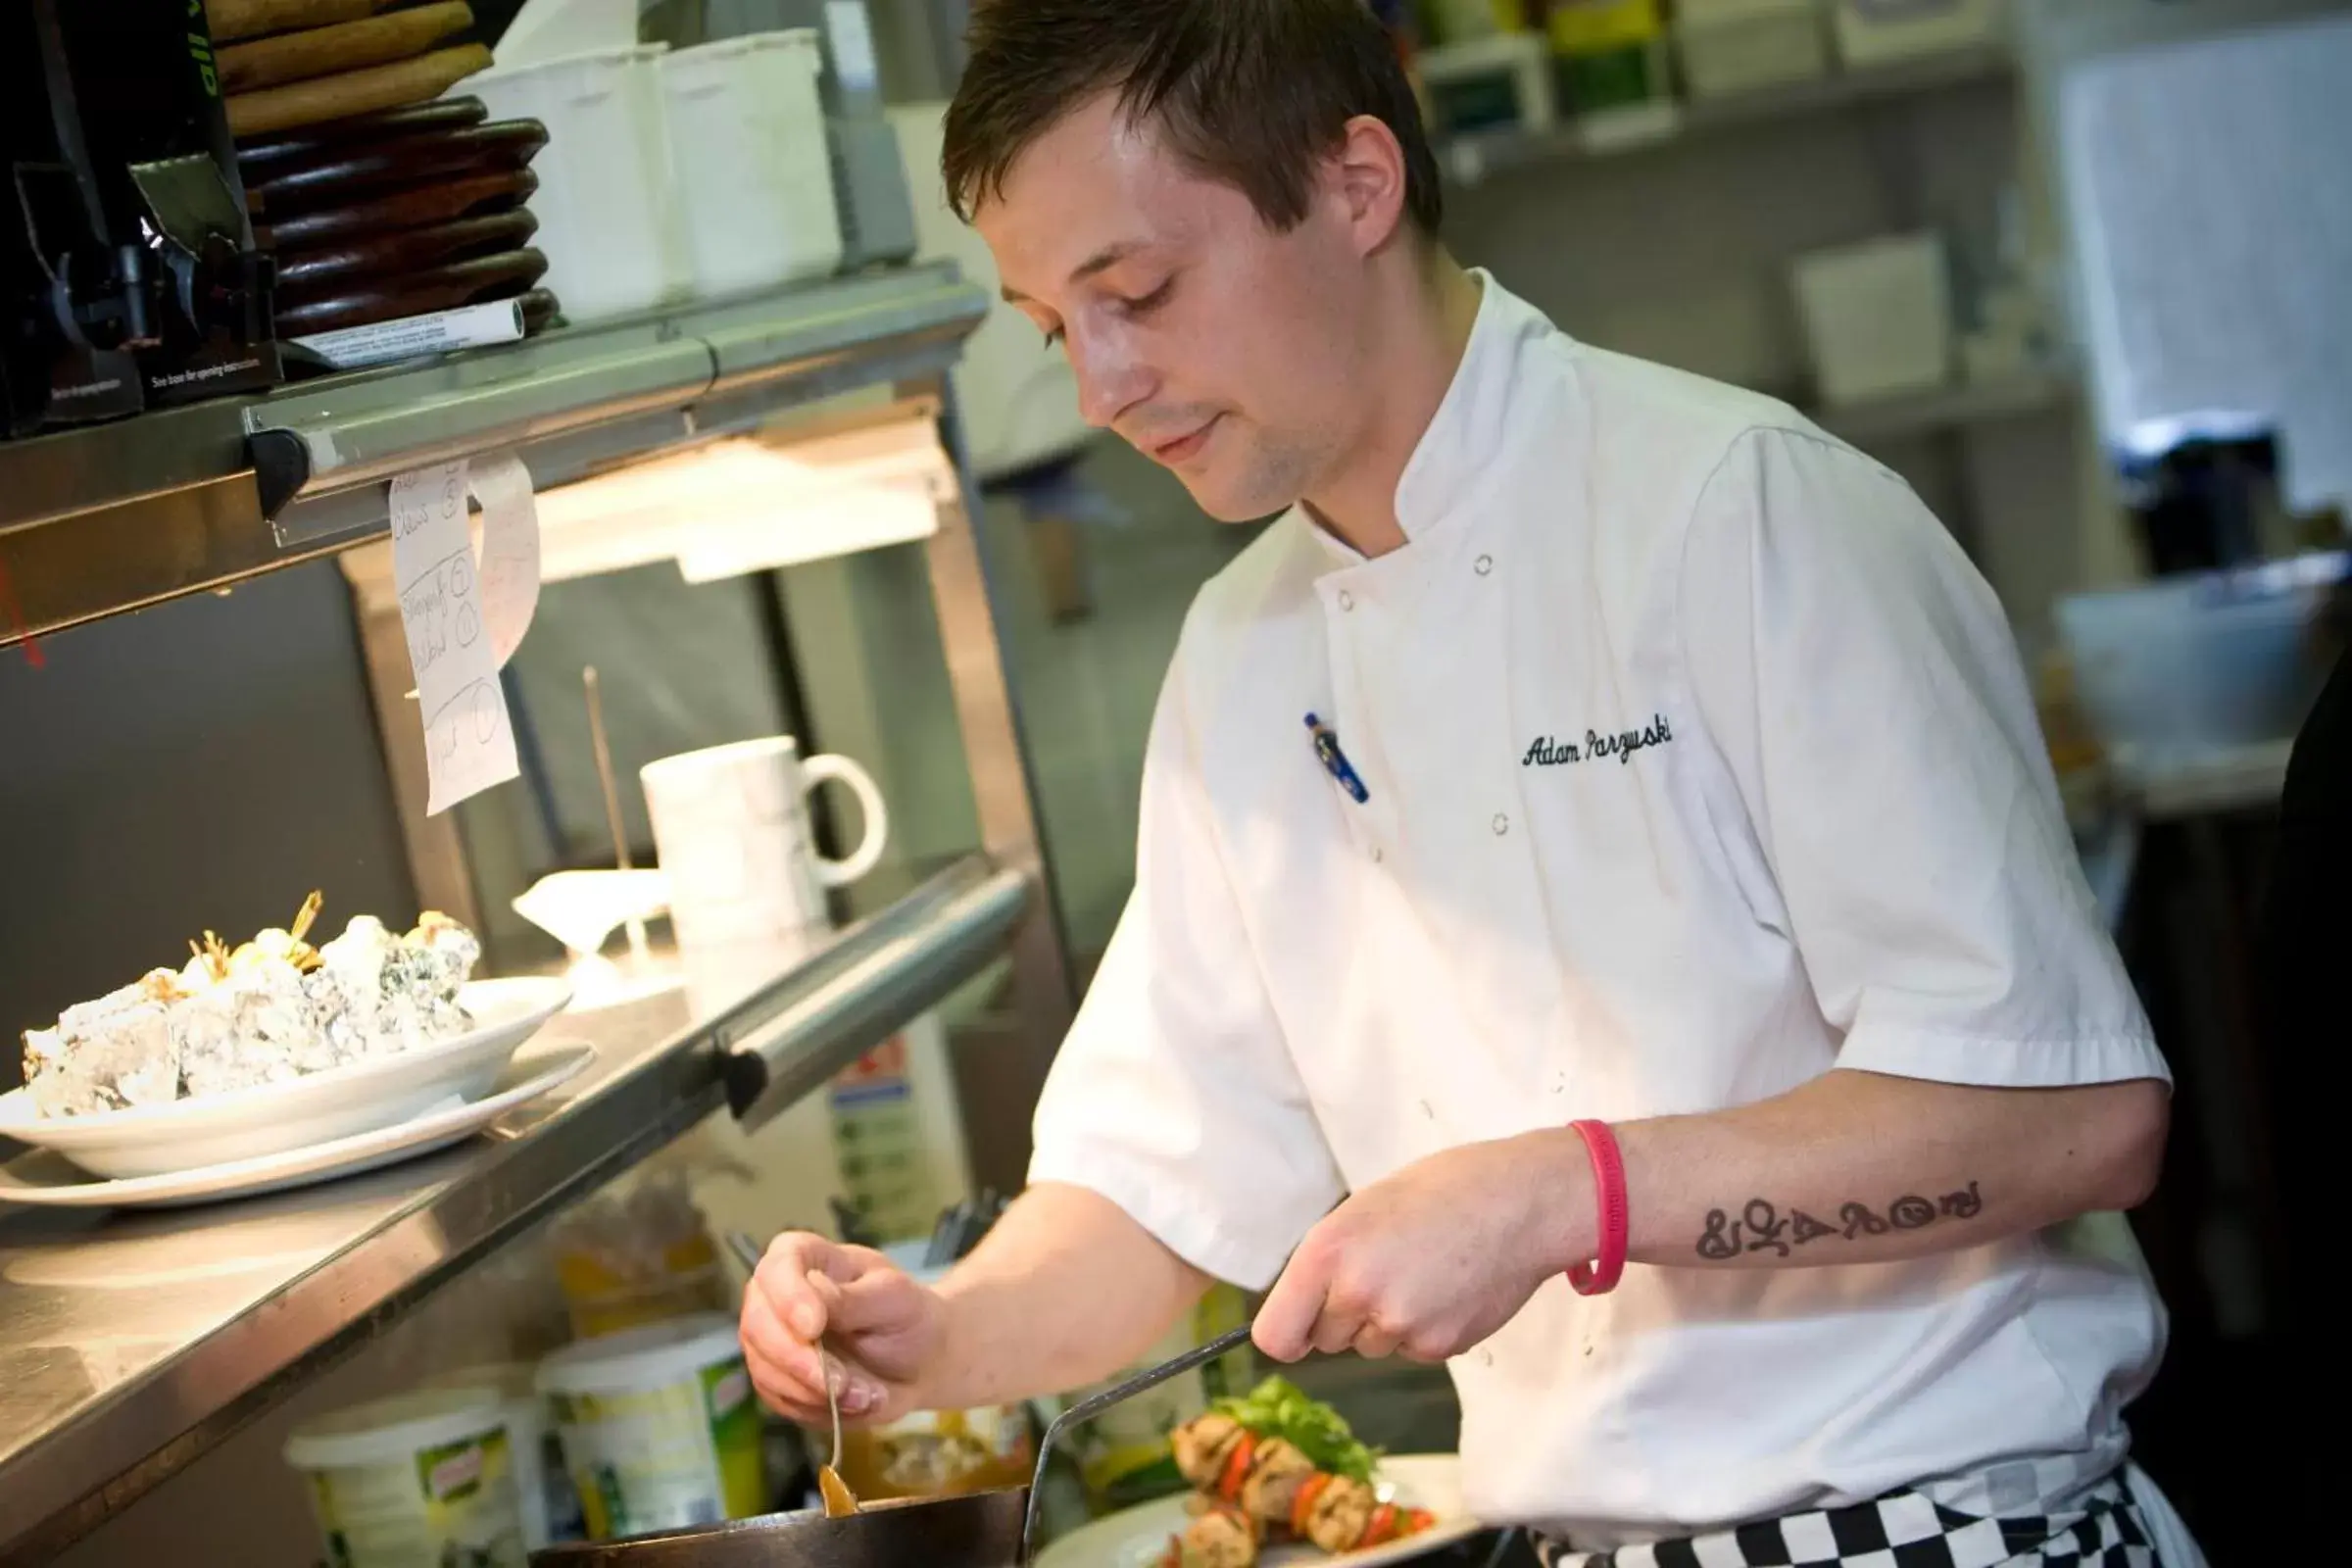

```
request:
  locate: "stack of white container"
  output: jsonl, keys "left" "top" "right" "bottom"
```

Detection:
{"left": 467, "top": 0, "right": 845, "bottom": 324}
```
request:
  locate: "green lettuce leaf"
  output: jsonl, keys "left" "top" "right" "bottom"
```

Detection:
{"left": 1210, "top": 1375, "right": 1381, "bottom": 1483}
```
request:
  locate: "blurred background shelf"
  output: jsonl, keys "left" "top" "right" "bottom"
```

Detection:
{"left": 1439, "top": 43, "right": 2011, "bottom": 186}
{"left": 1809, "top": 364, "right": 2076, "bottom": 445}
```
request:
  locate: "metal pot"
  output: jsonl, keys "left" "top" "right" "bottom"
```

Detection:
{"left": 531, "top": 1326, "right": 1255, "bottom": 1568}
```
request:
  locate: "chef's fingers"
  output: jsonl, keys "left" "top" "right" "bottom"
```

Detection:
{"left": 751, "top": 1233, "right": 848, "bottom": 1340}
{"left": 823, "top": 1265, "right": 934, "bottom": 1338}
{"left": 740, "top": 1284, "right": 833, "bottom": 1410}
{"left": 1349, "top": 1319, "right": 1403, "bottom": 1359}
{"left": 1252, "top": 1253, "right": 1330, "bottom": 1363}
{"left": 1308, "top": 1291, "right": 1371, "bottom": 1357}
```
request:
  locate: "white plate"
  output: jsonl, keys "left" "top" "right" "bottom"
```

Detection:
{"left": 0, "top": 1045, "right": 595, "bottom": 1209}
{"left": 0, "top": 976, "right": 573, "bottom": 1178}
{"left": 1036, "top": 1454, "right": 1478, "bottom": 1568}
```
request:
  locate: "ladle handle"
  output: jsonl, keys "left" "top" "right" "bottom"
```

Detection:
{"left": 1019, "top": 1324, "right": 1256, "bottom": 1563}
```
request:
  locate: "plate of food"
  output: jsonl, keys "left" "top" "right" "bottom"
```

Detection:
{"left": 0, "top": 1043, "right": 595, "bottom": 1209}
{"left": 1038, "top": 1378, "right": 1478, "bottom": 1568}
{"left": 3, "top": 894, "right": 570, "bottom": 1179}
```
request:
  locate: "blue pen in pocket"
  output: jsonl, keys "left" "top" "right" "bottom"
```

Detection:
{"left": 1304, "top": 713, "right": 1369, "bottom": 804}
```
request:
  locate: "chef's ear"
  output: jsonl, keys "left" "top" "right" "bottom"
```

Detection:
{"left": 1325, "top": 114, "right": 1410, "bottom": 258}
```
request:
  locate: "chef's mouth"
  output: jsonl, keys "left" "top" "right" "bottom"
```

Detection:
{"left": 1146, "top": 416, "right": 1222, "bottom": 466}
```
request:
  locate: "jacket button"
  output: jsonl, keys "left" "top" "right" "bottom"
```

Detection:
{"left": 1474, "top": 555, "right": 1494, "bottom": 576}
{"left": 1337, "top": 590, "right": 1355, "bottom": 612}
{"left": 1370, "top": 845, "right": 1384, "bottom": 864}
{"left": 1493, "top": 813, "right": 1509, "bottom": 835}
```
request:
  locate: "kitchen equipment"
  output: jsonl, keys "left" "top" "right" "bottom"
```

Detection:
{"left": 0, "top": 975, "right": 573, "bottom": 1178}
{"left": 284, "top": 1387, "right": 532, "bottom": 1568}
{"left": 527, "top": 1325, "right": 1257, "bottom": 1567}
{"left": 659, "top": 31, "right": 844, "bottom": 298}
{"left": 226, "top": 42, "right": 496, "bottom": 137}
{"left": 238, "top": 95, "right": 490, "bottom": 161}
{"left": 207, "top": 0, "right": 405, "bottom": 44}
{"left": 260, "top": 166, "right": 540, "bottom": 249}
{"left": 274, "top": 210, "right": 541, "bottom": 294}
{"left": 537, "top": 1313, "right": 769, "bottom": 1539}
{"left": 274, "top": 245, "right": 549, "bottom": 332}
{"left": 220, "top": 1, "right": 478, "bottom": 93}
{"left": 1675, "top": 0, "right": 1830, "bottom": 99}
{"left": 1790, "top": 232, "right": 1954, "bottom": 406}
{"left": 424, "top": 1362, "right": 583, "bottom": 1551}
{"left": 244, "top": 119, "right": 550, "bottom": 211}
{"left": 639, "top": 736, "right": 890, "bottom": 1011}
{"left": 0, "top": 1046, "right": 593, "bottom": 1209}
{"left": 700, "top": 0, "right": 918, "bottom": 270}
{"left": 470, "top": 45, "right": 691, "bottom": 322}
{"left": 2056, "top": 549, "right": 2349, "bottom": 773}
{"left": 4, "top": 0, "right": 278, "bottom": 433}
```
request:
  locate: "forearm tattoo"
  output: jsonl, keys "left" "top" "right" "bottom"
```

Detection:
{"left": 1694, "top": 1182, "right": 1984, "bottom": 1260}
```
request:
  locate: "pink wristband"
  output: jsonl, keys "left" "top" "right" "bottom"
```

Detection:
{"left": 1565, "top": 1119, "right": 1628, "bottom": 1296}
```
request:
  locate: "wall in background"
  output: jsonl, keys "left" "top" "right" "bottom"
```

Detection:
{"left": 0, "top": 565, "right": 415, "bottom": 1092}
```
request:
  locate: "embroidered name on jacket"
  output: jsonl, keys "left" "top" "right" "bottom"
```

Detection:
{"left": 1523, "top": 713, "right": 1674, "bottom": 767}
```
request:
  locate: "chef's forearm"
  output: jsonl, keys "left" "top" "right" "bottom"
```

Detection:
{"left": 918, "top": 1181, "right": 1212, "bottom": 1408}
{"left": 1550, "top": 1069, "right": 2168, "bottom": 1270}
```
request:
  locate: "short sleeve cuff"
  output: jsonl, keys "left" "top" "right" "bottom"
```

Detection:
{"left": 1028, "top": 1140, "right": 1312, "bottom": 1292}
{"left": 1836, "top": 1024, "right": 2174, "bottom": 1092}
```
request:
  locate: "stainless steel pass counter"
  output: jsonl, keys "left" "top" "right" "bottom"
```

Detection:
{"left": 0, "top": 858, "right": 1029, "bottom": 1566}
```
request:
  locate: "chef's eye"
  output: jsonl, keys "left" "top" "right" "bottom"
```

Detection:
{"left": 1118, "top": 278, "right": 1176, "bottom": 317}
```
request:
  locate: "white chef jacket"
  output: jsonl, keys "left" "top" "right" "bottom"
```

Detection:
{"left": 1028, "top": 274, "right": 2174, "bottom": 1545}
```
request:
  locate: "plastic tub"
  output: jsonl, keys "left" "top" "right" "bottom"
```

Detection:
{"left": 537, "top": 1313, "right": 766, "bottom": 1539}
{"left": 425, "top": 1362, "right": 582, "bottom": 1549}
{"left": 469, "top": 45, "right": 690, "bottom": 322}
{"left": 659, "top": 31, "right": 843, "bottom": 299}
{"left": 283, "top": 1389, "right": 529, "bottom": 1567}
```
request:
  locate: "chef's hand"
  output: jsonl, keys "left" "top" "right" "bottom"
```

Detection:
{"left": 740, "top": 1233, "right": 945, "bottom": 1426}
{"left": 1253, "top": 1131, "right": 1591, "bottom": 1364}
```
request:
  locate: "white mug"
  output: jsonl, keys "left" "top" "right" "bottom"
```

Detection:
{"left": 640, "top": 737, "right": 889, "bottom": 1004}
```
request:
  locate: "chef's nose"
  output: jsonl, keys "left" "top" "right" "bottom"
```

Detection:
{"left": 1066, "top": 323, "right": 1155, "bottom": 430}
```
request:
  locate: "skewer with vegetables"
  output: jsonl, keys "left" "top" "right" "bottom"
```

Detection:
{"left": 1154, "top": 1378, "right": 1439, "bottom": 1566}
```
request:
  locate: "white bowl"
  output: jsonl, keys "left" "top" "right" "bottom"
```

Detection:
{"left": 0, "top": 977, "right": 573, "bottom": 1178}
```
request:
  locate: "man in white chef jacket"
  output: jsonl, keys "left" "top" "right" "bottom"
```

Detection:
{"left": 744, "top": 2, "right": 2206, "bottom": 1562}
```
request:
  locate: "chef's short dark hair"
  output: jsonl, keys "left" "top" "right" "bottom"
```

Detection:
{"left": 942, "top": 0, "right": 1444, "bottom": 237}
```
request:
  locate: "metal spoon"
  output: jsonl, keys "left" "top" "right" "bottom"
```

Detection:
{"left": 727, "top": 1231, "right": 858, "bottom": 1518}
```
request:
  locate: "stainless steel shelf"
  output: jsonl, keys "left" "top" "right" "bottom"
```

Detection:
{"left": 0, "top": 263, "right": 988, "bottom": 650}
{"left": 1440, "top": 44, "right": 2013, "bottom": 186}
{"left": 0, "top": 856, "right": 1030, "bottom": 1567}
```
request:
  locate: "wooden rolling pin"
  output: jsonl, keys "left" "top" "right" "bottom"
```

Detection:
{"left": 226, "top": 43, "right": 492, "bottom": 137}
{"left": 206, "top": 0, "right": 404, "bottom": 44}
{"left": 220, "top": 2, "right": 474, "bottom": 93}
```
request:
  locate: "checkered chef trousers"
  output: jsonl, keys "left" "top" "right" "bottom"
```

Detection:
{"left": 1536, "top": 1473, "right": 2155, "bottom": 1568}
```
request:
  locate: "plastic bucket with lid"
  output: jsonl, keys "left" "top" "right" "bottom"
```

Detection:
{"left": 658, "top": 30, "right": 843, "bottom": 298}
{"left": 425, "top": 1362, "right": 583, "bottom": 1548}
{"left": 468, "top": 44, "right": 691, "bottom": 322}
{"left": 537, "top": 1312, "right": 765, "bottom": 1539}
{"left": 283, "top": 1388, "right": 530, "bottom": 1567}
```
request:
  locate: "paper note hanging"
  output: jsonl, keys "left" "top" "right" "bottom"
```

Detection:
{"left": 469, "top": 449, "right": 542, "bottom": 664}
{"left": 390, "top": 460, "right": 520, "bottom": 814}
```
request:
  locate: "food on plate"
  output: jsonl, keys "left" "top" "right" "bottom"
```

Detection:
{"left": 18, "top": 894, "right": 483, "bottom": 1117}
{"left": 1154, "top": 1498, "right": 1260, "bottom": 1568}
{"left": 1157, "top": 1379, "right": 1437, "bottom": 1563}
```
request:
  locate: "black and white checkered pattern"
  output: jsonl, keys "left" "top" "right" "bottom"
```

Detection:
{"left": 1536, "top": 1475, "right": 2155, "bottom": 1568}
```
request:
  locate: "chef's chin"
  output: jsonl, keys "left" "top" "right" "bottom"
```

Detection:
{"left": 1174, "top": 443, "right": 1310, "bottom": 525}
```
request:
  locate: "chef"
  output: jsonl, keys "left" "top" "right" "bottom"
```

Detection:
{"left": 743, "top": 1, "right": 2207, "bottom": 1562}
